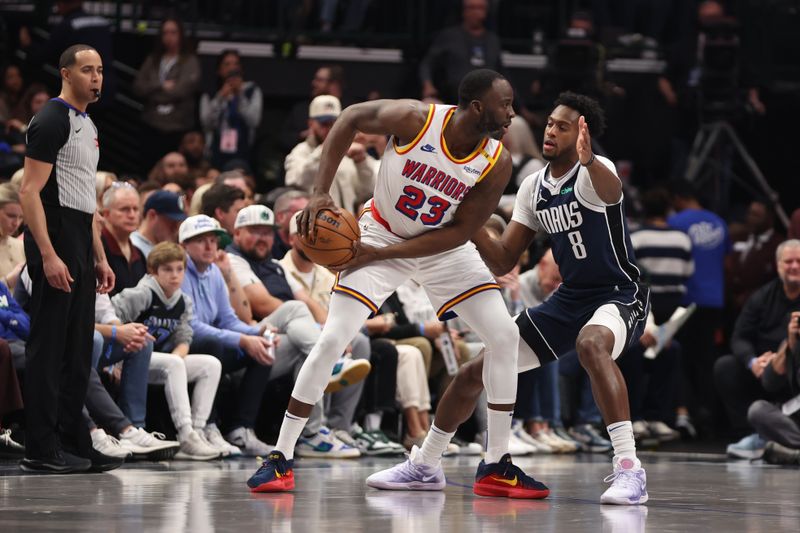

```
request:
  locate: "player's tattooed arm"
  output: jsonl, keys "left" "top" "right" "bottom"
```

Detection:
{"left": 577, "top": 115, "right": 622, "bottom": 204}
{"left": 473, "top": 221, "right": 536, "bottom": 277}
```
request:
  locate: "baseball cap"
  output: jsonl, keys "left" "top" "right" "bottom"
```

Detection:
{"left": 144, "top": 190, "right": 187, "bottom": 222}
{"left": 178, "top": 214, "right": 227, "bottom": 243}
{"left": 235, "top": 204, "right": 277, "bottom": 229}
{"left": 309, "top": 95, "right": 341, "bottom": 122}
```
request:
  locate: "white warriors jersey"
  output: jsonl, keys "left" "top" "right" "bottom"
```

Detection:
{"left": 367, "top": 104, "right": 504, "bottom": 239}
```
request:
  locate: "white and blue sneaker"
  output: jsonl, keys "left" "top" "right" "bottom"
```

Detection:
{"left": 600, "top": 457, "right": 648, "bottom": 505}
{"left": 726, "top": 433, "right": 766, "bottom": 460}
{"left": 325, "top": 357, "right": 371, "bottom": 394}
{"left": 296, "top": 426, "right": 360, "bottom": 458}
{"left": 366, "top": 445, "right": 447, "bottom": 491}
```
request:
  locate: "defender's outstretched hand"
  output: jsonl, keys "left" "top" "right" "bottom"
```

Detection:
{"left": 577, "top": 115, "right": 593, "bottom": 165}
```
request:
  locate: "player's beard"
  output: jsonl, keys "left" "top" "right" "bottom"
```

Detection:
{"left": 479, "top": 112, "right": 504, "bottom": 140}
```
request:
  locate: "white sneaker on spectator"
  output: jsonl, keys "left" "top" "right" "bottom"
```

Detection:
{"left": 632, "top": 421, "right": 651, "bottom": 441}
{"left": 508, "top": 431, "right": 537, "bottom": 456}
{"left": 203, "top": 424, "right": 242, "bottom": 457}
{"left": 0, "top": 428, "right": 25, "bottom": 457}
{"left": 119, "top": 427, "right": 180, "bottom": 460}
{"left": 325, "top": 356, "right": 372, "bottom": 394}
{"left": 91, "top": 429, "right": 132, "bottom": 459}
{"left": 543, "top": 429, "right": 578, "bottom": 453}
{"left": 175, "top": 429, "right": 220, "bottom": 461}
{"left": 646, "top": 421, "right": 680, "bottom": 442}
{"left": 442, "top": 442, "right": 461, "bottom": 456}
{"left": 297, "top": 427, "right": 361, "bottom": 458}
{"left": 535, "top": 429, "right": 573, "bottom": 453}
{"left": 511, "top": 421, "right": 549, "bottom": 454}
{"left": 226, "top": 427, "right": 271, "bottom": 457}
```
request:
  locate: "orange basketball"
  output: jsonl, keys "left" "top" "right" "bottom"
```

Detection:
{"left": 298, "top": 209, "right": 360, "bottom": 267}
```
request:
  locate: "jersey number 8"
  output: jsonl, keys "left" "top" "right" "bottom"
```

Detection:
{"left": 568, "top": 230, "right": 587, "bottom": 259}
{"left": 395, "top": 185, "right": 452, "bottom": 226}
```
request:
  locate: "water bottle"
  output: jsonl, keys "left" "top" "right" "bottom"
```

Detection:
{"left": 263, "top": 329, "right": 276, "bottom": 360}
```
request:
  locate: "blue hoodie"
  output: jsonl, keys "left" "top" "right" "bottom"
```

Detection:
{"left": 0, "top": 282, "right": 30, "bottom": 341}
{"left": 181, "top": 256, "right": 259, "bottom": 349}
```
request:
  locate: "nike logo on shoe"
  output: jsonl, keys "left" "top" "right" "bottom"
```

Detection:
{"left": 491, "top": 475, "right": 518, "bottom": 486}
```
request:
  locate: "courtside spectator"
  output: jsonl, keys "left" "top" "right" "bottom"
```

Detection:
{"left": 716, "top": 240, "right": 800, "bottom": 459}
{"left": 131, "top": 190, "right": 187, "bottom": 257}
{"left": 100, "top": 182, "right": 146, "bottom": 294}
{"left": 179, "top": 215, "right": 275, "bottom": 456}
{"left": 112, "top": 242, "right": 224, "bottom": 460}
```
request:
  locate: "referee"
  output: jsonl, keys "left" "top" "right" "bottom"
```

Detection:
{"left": 18, "top": 44, "right": 117, "bottom": 473}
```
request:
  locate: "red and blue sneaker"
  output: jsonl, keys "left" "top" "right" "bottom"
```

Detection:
{"left": 247, "top": 451, "right": 295, "bottom": 493}
{"left": 473, "top": 453, "right": 550, "bottom": 499}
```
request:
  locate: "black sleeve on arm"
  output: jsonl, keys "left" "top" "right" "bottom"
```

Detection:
{"left": 25, "top": 102, "right": 70, "bottom": 164}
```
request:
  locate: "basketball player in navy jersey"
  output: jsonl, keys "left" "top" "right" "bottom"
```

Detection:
{"left": 369, "top": 92, "right": 650, "bottom": 504}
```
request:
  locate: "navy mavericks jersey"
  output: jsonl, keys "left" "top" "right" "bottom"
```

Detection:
{"left": 512, "top": 157, "right": 640, "bottom": 288}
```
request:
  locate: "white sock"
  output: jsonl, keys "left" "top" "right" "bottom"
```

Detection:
{"left": 607, "top": 421, "right": 637, "bottom": 465}
{"left": 414, "top": 424, "right": 454, "bottom": 467}
{"left": 364, "top": 413, "right": 382, "bottom": 431}
{"left": 275, "top": 411, "right": 309, "bottom": 460}
{"left": 485, "top": 408, "right": 514, "bottom": 464}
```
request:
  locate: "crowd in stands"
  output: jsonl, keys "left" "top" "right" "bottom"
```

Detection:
{"left": 2, "top": 0, "right": 800, "bottom": 468}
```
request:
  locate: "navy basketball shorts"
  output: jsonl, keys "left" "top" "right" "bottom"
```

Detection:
{"left": 516, "top": 282, "right": 650, "bottom": 371}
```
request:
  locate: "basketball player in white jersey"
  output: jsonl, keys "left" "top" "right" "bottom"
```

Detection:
{"left": 247, "top": 69, "right": 549, "bottom": 498}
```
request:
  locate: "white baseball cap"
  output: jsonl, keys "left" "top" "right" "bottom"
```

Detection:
{"left": 309, "top": 94, "right": 341, "bottom": 122}
{"left": 235, "top": 204, "right": 277, "bottom": 229}
{"left": 178, "top": 214, "right": 227, "bottom": 243}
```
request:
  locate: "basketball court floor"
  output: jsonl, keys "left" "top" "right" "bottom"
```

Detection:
{"left": 1, "top": 452, "right": 798, "bottom": 532}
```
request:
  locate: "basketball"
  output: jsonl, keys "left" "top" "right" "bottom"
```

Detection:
{"left": 298, "top": 208, "right": 360, "bottom": 267}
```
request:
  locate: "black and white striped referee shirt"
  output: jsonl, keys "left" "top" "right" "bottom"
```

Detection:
{"left": 25, "top": 98, "right": 99, "bottom": 214}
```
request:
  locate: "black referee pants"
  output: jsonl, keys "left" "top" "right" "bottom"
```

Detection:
{"left": 24, "top": 208, "right": 95, "bottom": 458}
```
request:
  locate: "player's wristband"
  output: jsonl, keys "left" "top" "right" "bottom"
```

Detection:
{"left": 582, "top": 153, "right": 595, "bottom": 167}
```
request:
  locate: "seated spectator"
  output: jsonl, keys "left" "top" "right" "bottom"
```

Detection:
{"left": 179, "top": 215, "right": 276, "bottom": 456}
{"left": 147, "top": 152, "right": 193, "bottom": 192}
{"left": 0, "top": 277, "right": 29, "bottom": 371}
{"left": 136, "top": 180, "right": 162, "bottom": 212}
{"left": 201, "top": 183, "right": 246, "bottom": 249}
{"left": 753, "top": 310, "right": 800, "bottom": 466}
{"left": 225, "top": 206, "right": 369, "bottom": 457}
{"left": 131, "top": 190, "right": 187, "bottom": 257}
{"left": 726, "top": 200, "right": 784, "bottom": 316}
{"left": 0, "top": 338, "right": 24, "bottom": 455}
{"left": 133, "top": 17, "right": 201, "bottom": 170}
{"left": 271, "top": 190, "right": 309, "bottom": 260}
{"left": 716, "top": 239, "right": 800, "bottom": 459}
{"left": 179, "top": 131, "right": 213, "bottom": 187}
{"left": 0, "top": 182, "right": 24, "bottom": 286}
{"left": 90, "top": 294, "right": 178, "bottom": 460}
{"left": 100, "top": 183, "right": 146, "bottom": 295}
{"left": 112, "top": 242, "right": 224, "bottom": 460}
{"left": 284, "top": 95, "right": 377, "bottom": 212}
{"left": 200, "top": 49, "right": 263, "bottom": 169}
